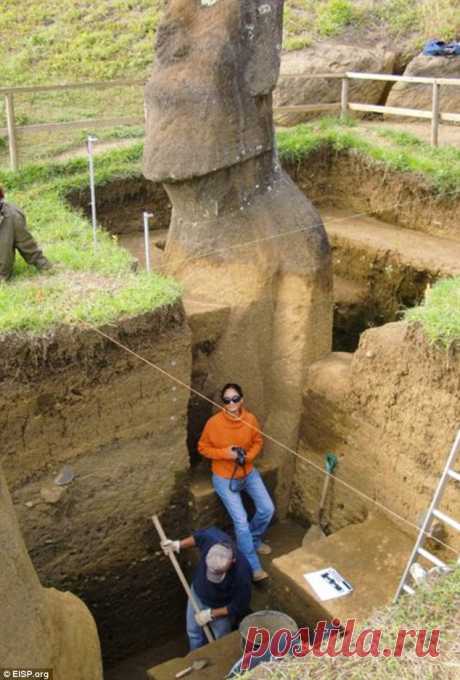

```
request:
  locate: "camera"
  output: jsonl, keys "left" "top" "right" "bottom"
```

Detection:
{"left": 233, "top": 447, "right": 246, "bottom": 466}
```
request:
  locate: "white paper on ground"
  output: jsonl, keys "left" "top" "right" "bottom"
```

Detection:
{"left": 304, "top": 567, "right": 353, "bottom": 601}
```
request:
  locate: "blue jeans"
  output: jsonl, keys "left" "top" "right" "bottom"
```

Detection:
{"left": 186, "top": 588, "right": 233, "bottom": 650}
{"left": 212, "top": 468, "right": 274, "bottom": 573}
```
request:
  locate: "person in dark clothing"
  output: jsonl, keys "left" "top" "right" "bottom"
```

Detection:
{"left": 0, "top": 186, "right": 52, "bottom": 281}
{"left": 161, "top": 526, "right": 252, "bottom": 650}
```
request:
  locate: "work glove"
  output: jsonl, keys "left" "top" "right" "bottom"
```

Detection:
{"left": 194, "top": 608, "right": 213, "bottom": 627}
{"left": 161, "top": 539, "right": 180, "bottom": 556}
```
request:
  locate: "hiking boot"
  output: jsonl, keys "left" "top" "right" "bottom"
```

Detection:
{"left": 256, "top": 542, "right": 272, "bottom": 556}
{"left": 252, "top": 569, "right": 269, "bottom": 583}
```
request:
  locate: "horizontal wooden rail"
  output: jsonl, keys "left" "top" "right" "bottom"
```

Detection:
{"left": 274, "top": 103, "right": 340, "bottom": 114}
{"left": 280, "top": 73, "right": 344, "bottom": 80}
{"left": 441, "top": 111, "right": 460, "bottom": 123}
{"left": 0, "top": 115, "right": 145, "bottom": 136}
{"left": 346, "top": 71, "right": 460, "bottom": 87}
{"left": 348, "top": 102, "right": 434, "bottom": 119}
{"left": 0, "top": 78, "right": 145, "bottom": 96}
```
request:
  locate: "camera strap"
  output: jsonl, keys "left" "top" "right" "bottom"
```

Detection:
{"left": 229, "top": 459, "right": 247, "bottom": 492}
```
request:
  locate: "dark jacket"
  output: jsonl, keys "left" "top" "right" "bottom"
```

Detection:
{"left": 192, "top": 527, "right": 252, "bottom": 621}
{"left": 0, "top": 201, "right": 51, "bottom": 280}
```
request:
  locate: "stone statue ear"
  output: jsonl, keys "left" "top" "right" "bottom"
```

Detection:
{"left": 243, "top": 1, "right": 284, "bottom": 96}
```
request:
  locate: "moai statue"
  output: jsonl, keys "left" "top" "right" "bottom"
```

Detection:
{"left": 0, "top": 466, "right": 103, "bottom": 678}
{"left": 144, "top": 0, "right": 333, "bottom": 507}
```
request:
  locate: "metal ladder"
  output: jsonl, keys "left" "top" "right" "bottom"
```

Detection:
{"left": 394, "top": 428, "right": 460, "bottom": 601}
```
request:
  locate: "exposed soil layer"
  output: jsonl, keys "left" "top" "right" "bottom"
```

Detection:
{"left": 67, "top": 177, "right": 171, "bottom": 234}
{"left": 285, "top": 146, "right": 460, "bottom": 240}
{"left": 291, "top": 323, "right": 460, "bottom": 553}
{"left": 0, "top": 304, "right": 193, "bottom": 664}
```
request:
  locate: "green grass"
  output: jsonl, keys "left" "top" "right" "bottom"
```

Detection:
{"left": 405, "top": 279, "right": 460, "bottom": 348}
{"left": 277, "top": 117, "right": 460, "bottom": 195}
{"left": 2, "top": 118, "right": 460, "bottom": 338}
{"left": 1, "top": 1, "right": 460, "bottom": 166}
{"left": 239, "top": 566, "right": 460, "bottom": 679}
{"left": 0, "top": 143, "right": 181, "bottom": 333}
{"left": 316, "top": 0, "right": 360, "bottom": 38}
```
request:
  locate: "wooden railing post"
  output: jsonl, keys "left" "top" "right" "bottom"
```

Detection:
{"left": 431, "top": 81, "right": 441, "bottom": 147}
{"left": 341, "top": 76, "right": 349, "bottom": 120}
{"left": 5, "top": 93, "right": 18, "bottom": 171}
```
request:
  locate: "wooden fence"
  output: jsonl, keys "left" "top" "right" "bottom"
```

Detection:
{"left": 1, "top": 72, "right": 460, "bottom": 171}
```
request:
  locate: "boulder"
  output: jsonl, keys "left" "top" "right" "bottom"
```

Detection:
{"left": 386, "top": 53, "right": 460, "bottom": 120}
{"left": 274, "top": 43, "right": 397, "bottom": 126}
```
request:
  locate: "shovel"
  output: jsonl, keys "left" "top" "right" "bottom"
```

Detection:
{"left": 302, "top": 452, "right": 337, "bottom": 546}
{"left": 175, "top": 659, "right": 209, "bottom": 678}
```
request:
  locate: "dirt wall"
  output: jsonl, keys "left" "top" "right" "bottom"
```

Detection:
{"left": 286, "top": 147, "right": 460, "bottom": 241}
{"left": 67, "top": 177, "right": 171, "bottom": 234}
{"left": 291, "top": 322, "right": 460, "bottom": 555}
{"left": 0, "top": 304, "right": 193, "bottom": 663}
{"left": 71, "top": 147, "right": 460, "bottom": 243}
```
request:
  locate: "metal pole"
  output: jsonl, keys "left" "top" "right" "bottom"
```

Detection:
{"left": 87, "top": 135, "right": 98, "bottom": 248}
{"left": 143, "top": 212, "right": 154, "bottom": 273}
{"left": 5, "top": 93, "right": 18, "bottom": 172}
{"left": 151, "top": 515, "right": 214, "bottom": 643}
{"left": 431, "top": 81, "right": 440, "bottom": 147}
{"left": 341, "top": 77, "right": 349, "bottom": 120}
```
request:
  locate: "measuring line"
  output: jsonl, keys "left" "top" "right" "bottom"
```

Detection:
{"left": 82, "top": 320, "right": 460, "bottom": 560}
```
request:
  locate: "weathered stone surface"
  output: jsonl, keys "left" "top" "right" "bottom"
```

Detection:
{"left": 386, "top": 54, "right": 460, "bottom": 118}
{"left": 0, "top": 466, "right": 103, "bottom": 678}
{"left": 274, "top": 43, "right": 397, "bottom": 126}
{"left": 144, "top": 0, "right": 284, "bottom": 181}
{"left": 144, "top": 0, "right": 334, "bottom": 513}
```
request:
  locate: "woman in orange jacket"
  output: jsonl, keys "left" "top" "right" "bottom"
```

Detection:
{"left": 198, "top": 383, "right": 274, "bottom": 582}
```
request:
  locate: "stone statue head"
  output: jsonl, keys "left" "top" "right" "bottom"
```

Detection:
{"left": 143, "top": 0, "right": 284, "bottom": 182}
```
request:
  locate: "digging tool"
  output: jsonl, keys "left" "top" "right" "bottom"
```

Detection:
{"left": 302, "top": 453, "right": 338, "bottom": 546}
{"left": 175, "top": 659, "right": 209, "bottom": 678}
{"left": 151, "top": 514, "right": 214, "bottom": 644}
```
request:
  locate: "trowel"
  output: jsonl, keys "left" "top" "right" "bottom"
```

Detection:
{"left": 302, "top": 453, "right": 337, "bottom": 546}
{"left": 175, "top": 659, "right": 209, "bottom": 678}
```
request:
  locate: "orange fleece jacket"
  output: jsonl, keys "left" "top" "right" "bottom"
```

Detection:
{"left": 198, "top": 408, "right": 263, "bottom": 479}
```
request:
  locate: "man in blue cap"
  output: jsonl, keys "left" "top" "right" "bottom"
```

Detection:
{"left": 162, "top": 526, "right": 252, "bottom": 650}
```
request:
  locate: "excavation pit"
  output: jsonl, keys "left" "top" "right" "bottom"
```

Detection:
{"left": 67, "top": 145, "right": 460, "bottom": 353}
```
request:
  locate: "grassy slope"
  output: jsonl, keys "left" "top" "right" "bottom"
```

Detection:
{"left": 0, "top": 144, "right": 181, "bottom": 333}
{"left": 2, "top": 1, "right": 459, "bottom": 86}
{"left": 240, "top": 566, "right": 460, "bottom": 680}
{"left": 1, "top": 1, "right": 459, "bottom": 165}
{"left": 1, "top": 118, "right": 459, "bottom": 340}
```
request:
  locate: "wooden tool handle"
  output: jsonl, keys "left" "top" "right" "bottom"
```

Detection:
{"left": 152, "top": 514, "right": 214, "bottom": 643}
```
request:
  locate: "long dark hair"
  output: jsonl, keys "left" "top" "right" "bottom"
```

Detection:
{"left": 0, "top": 187, "right": 4, "bottom": 201}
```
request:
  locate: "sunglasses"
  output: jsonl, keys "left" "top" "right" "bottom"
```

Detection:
{"left": 223, "top": 395, "right": 242, "bottom": 404}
